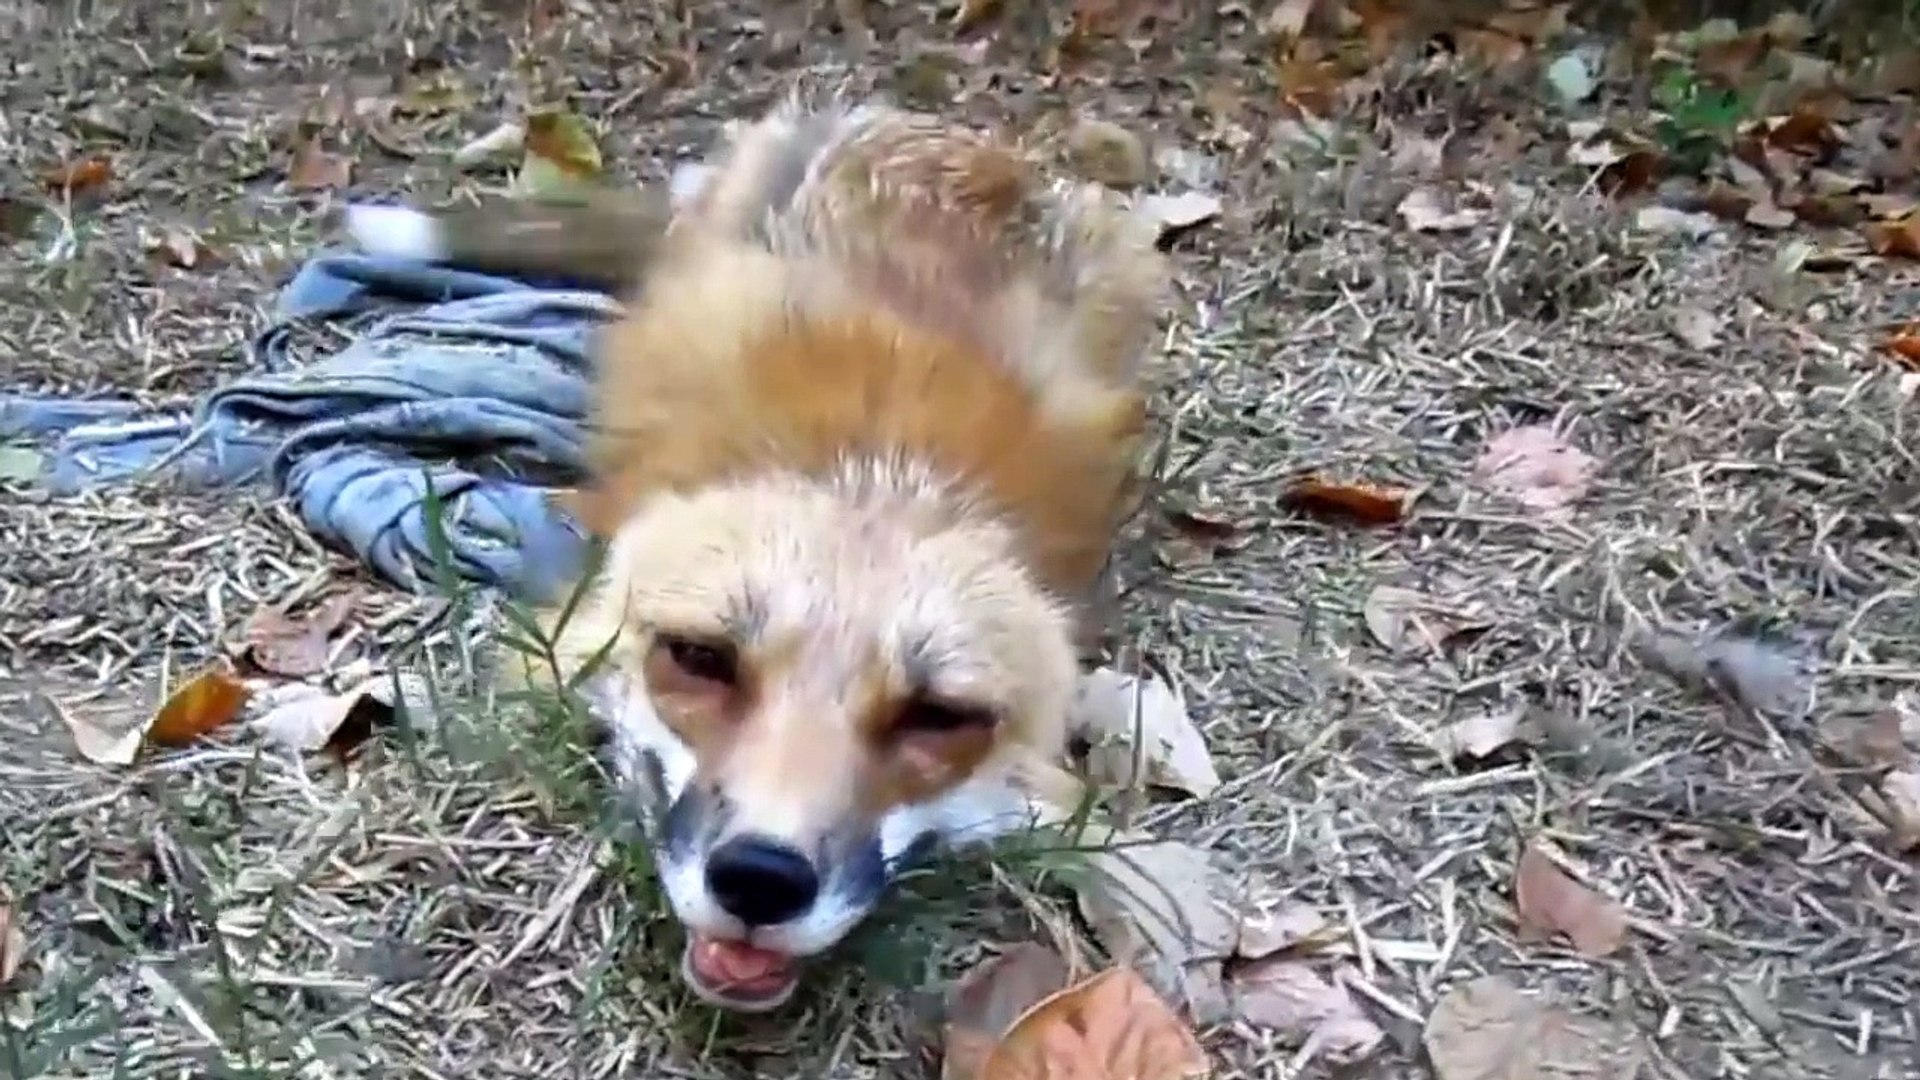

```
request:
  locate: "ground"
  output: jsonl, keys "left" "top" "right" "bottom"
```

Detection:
{"left": 2, "top": 1, "right": 1918, "bottom": 1078}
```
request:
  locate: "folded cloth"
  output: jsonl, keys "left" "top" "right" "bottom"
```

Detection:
{"left": 0, "top": 251, "right": 622, "bottom": 600}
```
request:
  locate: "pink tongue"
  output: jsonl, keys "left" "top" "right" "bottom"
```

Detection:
{"left": 691, "top": 935, "right": 794, "bottom": 991}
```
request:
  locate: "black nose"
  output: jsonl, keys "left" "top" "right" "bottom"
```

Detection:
{"left": 704, "top": 835, "right": 820, "bottom": 926}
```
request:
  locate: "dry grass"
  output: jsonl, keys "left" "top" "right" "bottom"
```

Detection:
{"left": 3, "top": 1, "right": 1919, "bottom": 1078}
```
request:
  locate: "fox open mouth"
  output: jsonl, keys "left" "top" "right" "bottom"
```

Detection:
{"left": 682, "top": 934, "right": 801, "bottom": 1010}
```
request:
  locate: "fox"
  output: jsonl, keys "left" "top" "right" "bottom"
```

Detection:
{"left": 345, "top": 93, "right": 1169, "bottom": 1012}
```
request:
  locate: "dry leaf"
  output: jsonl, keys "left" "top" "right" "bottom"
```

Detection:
{"left": 148, "top": 668, "right": 252, "bottom": 747}
{"left": 1633, "top": 205, "right": 1717, "bottom": 238}
{"left": 148, "top": 226, "right": 213, "bottom": 269}
{"left": 1472, "top": 425, "right": 1594, "bottom": 518}
{"left": 251, "top": 679, "right": 389, "bottom": 753}
{"left": 1744, "top": 200, "right": 1797, "bottom": 230}
{"left": 1864, "top": 214, "right": 1920, "bottom": 259}
{"left": 1069, "top": 668, "right": 1219, "bottom": 798}
{"left": 1396, "top": 186, "right": 1488, "bottom": 232}
{"left": 1229, "top": 959, "right": 1384, "bottom": 1066}
{"left": 1885, "top": 327, "right": 1920, "bottom": 369}
{"left": 1669, "top": 306, "right": 1723, "bottom": 349}
{"left": 1066, "top": 119, "right": 1150, "bottom": 189}
{"left": 55, "top": 697, "right": 147, "bottom": 766}
{"left": 1282, "top": 477, "right": 1408, "bottom": 526}
{"left": 1424, "top": 975, "right": 1646, "bottom": 1080}
{"left": 0, "top": 897, "right": 23, "bottom": 986}
{"left": 944, "top": 944, "right": 1073, "bottom": 1080}
{"left": 1881, "top": 770, "right": 1920, "bottom": 851}
{"left": 243, "top": 594, "right": 353, "bottom": 677}
{"left": 981, "top": 966, "right": 1209, "bottom": 1080}
{"left": 1819, "top": 708, "right": 1912, "bottom": 771}
{"left": 1432, "top": 706, "right": 1529, "bottom": 761}
{"left": 42, "top": 157, "right": 112, "bottom": 195}
{"left": 288, "top": 138, "right": 353, "bottom": 191}
{"left": 1361, "top": 585, "right": 1492, "bottom": 655}
{"left": 1512, "top": 841, "right": 1628, "bottom": 958}
{"left": 1138, "top": 192, "right": 1222, "bottom": 242}
{"left": 1071, "top": 836, "right": 1237, "bottom": 1024}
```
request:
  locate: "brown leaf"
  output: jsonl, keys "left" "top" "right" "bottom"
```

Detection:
{"left": 1512, "top": 841, "right": 1628, "bottom": 958}
{"left": 288, "top": 137, "right": 353, "bottom": 191}
{"left": 944, "top": 944, "right": 1073, "bottom": 1080}
{"left": 148, "top": 667, "right": 252, "bottom": 747}
{"left": 1229, "top": 959, "right": 1384, "bottom": 1066}
{"left": 243, "top": 593, "right": 353, "bottom": 677}
{"left": 1361, "top": 585, "right": 1492, "bottom": 655}
{"left": 1472, "top": 425, "right": 1593, "bottom": 518}
{"left": 41, "top": 156, "right": 112, "bottom": 196}
{"left": 1886, "top": 327, "right": 1920, "bottom": 370}
{"left": 1424, "top": 975, "right": 1647, "bottom": 1080}
{"left": 1864, "top": 213, "right": 1920, "bottom": 259}
{"left": 0, "top": 897, "right": 23, "bottom": 986}
{"left": 1070, "top": 835, "right": 1236, "bottom": 1024}
{"left": 1820, "top": 708, "right": 1913, "bottom": 772}
{"left": 1744, "top": 201, "right": 1796, "bottom": 230}
{"left": 1282, "top": 477, "right": 1407, "bottom": 526}
{"left": 1764, "top": 107, "right": 1841, "bottom": 155}
{"left": 980, "top": 966, "right": 1208, "bottom": 1080}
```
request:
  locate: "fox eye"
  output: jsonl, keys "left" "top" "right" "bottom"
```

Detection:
{"left": 656, "top": 634, "right": 739, "bottom": 686}
{"left": 895, "top": 695, "right": 997, "bottom": 734}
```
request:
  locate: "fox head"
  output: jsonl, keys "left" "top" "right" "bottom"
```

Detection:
{"left": 571, "top": 461, "right": 1075, "bottom": 1008}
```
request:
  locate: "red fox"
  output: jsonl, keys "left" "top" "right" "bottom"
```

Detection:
{"left": 346, "top": 93, "right": 1168, "bottom": 1011}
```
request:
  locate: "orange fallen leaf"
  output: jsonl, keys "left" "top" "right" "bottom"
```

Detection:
{"left": 1282, "top": 477, "right": 1407, "bottom": 526}
{"left": 1864, "top": 214, "right": 1920, "bottom": 259}
{"left": 42, "top": 157, "right": 112, "bottom": 196}
{"left": 147, "top": 667, "right": 252, "bottom": 747}
{"left": 1885, "top": 327, "right": 1920, "bottom": 370}
{"left": 1513, "top": 841, "right": 1628, "bottom": 959}
{"left": 1764, "top": 107, "right": 1840, "bottom": 156}
{"left": 288, "top": 137, "right": 352, "bottom": 191}
{"left": 980, "top": 965, "right": 1208, "bottom": 1080}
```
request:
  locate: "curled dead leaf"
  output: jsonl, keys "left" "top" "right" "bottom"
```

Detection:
{"left": 1071, "top": 835, "right": 1236, "bottom": 1024}
{"left": 1425, "top": 975, "right": 1646, "bottom": 1080}
{"left": 288, "top": 138, "right": 353, "bottom": 191}
{"left": 251, "top": 678, "right": 390, "bottom": 754}
{"left": 1864, "top": 213, "right": 1920, "bottom": 259}
{"left": 1282, "top": 477, "right": 1408, "bottom": 526}
{"left": 1513, "top": 841, "right": 1628, "bottom": 958}
{"left": 243, "top": 593, "right": 353, "bottom": 677}
{"left": 1472, "top": 425, "right": 1594, "bottom": 519}
{"left": 1138, "top": 192, "right": 1222, "bottom": 245}
{"left": 1069, "top": 667, "right": 1219, "bottom": 798}
{"left": 1361, "top": 585, "right": 1492, "bottom": 655}
{"left": 148, "top": 667, "right": 253, "bottom": 747}
{"left": 944, "top": 944, "right": 1074, "bottom": 1080}
{"left": 1228, "top": 958, "right": 1384, "bottom": 1067}
{"left": 980, "top": 966, "right": 1209, "bottom": 1080}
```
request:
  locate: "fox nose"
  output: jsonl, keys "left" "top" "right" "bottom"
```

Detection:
{"left": 705, "top": 835, "right": 821, "bottom": 926}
